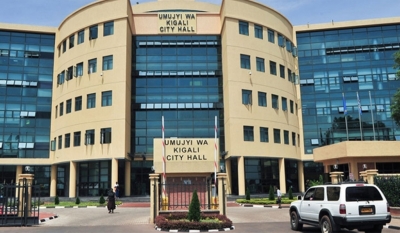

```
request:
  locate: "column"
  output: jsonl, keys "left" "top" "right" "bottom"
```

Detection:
{"left": 217, "top": 173, "right": 227, "bottom": 216}
{"left": 125, "top": 160, "right": 131, "bottom": 196}
{"left": 17, "top": 174, "right": 34, "bottom": 217}
{"left": 149, "top": 173, "right": 160, "bottom": 223}
{"left": 225, "top": 158, "right": 232, "bottom": 195}
{"left": 279, "top": 158, "right": 286, "bottom": 193}
{"left": 238, "top": 156, "right": 245, "bottom": 195}
{"left": 297, "top": 161, "right": 305, "bottom": 192}
{"left": 365, "top": 169, "right": 379, "bottom": 184}
{"left": 112, "top": 158, "right": 118, "bottom": 190}
{"left": 330, "top": 171, "right": 344, "bottom": 184}
{"left": 50, "top": 164, "right": 57, "bottom": 197}
{"left": 69, "top": 161, "right": 77, "bottom": 198}
{"left": 359, "top": 171, "right": 367, "bottom": 182}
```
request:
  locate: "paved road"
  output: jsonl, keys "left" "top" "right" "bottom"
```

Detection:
{"left": 0, "top": 206, "right": 397, "bottom": 233}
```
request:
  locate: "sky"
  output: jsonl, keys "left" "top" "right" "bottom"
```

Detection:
{"left": 0, "top": 0, "right": 399, "bottom": 27}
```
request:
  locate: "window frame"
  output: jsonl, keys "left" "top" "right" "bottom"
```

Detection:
{"left": 75, "top": 96, "right": 82, "bottom": 111}
{"left": 254, "top": 24, "right": 263, "bottom": 39}
{"left": 87, "top": 93, "right": 96, "bottom": 109}
{"left": 102, "top": 55, "right": 113, "bottom": 71}
{"left": 103, "top": 21, "right": 114, "bottom": 36}
{"left": 272, "top": 94, "right": 279, "bottom": 109}
{"left": 101, "top": 91, "right": 112, "bottom": 107}
{"left": 239, "top": 21, "right": 249, "bottom": 35}
{"left": 260, "top": 127, "right": 269, "bottom": 142}
{"left": 240, "top": 54, "right": 250, "bottom": 69}
{"left": 66, "top": 99, "right": 72, "bottom": 114}
{"left": 85, "top": 129, "right": 95, "bottom": 145}
{"left": 258, "top": 91, "right": 267, "bottom": 107}
{"left": 244, "top": 126, "right": 254, "bottom": 141}
{"left": 74, "top": 131, "right": 81, "bottom": 147}
{"left": 100, "top": 128, "right": 112, "bottom": 144}
{"left": 242, "top": 89, "right": 252, "bottom": 105}
{"left": 284, "top": 130, "right": 289, "bottom": 145}
{"left": 77, "top": 30, "right": 84, "bottom": 44}
{"left": 65, "top": 133, "right": 71, "bottom": 148}
{"left": 279, "top": 64, "right": 285, "bottom": 79}
{"left": 267, "top": 29, "right": 275, "bottom": 43}
{"left": 256, "top": 57, "right": 265, "bottom": 72}
{"left": 273, "top": 128, "right": 281, "bottom": 144}
{"left": 269, "top": 61, "right": 277, "bottom": 75}
{"left": 89, "top": 25, "right": 98, "bottom": 40}
{"left": 88, "top": 58, "right": 97, "bottom": 74}
{"left": 69, "top": 34, "right": 75, "bottom": 49}
{"left": 282, "top": 97, "right": 287, "bottom": 111}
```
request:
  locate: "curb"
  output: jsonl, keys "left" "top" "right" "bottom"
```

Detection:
{"left": 40, "top": 206, "right": 107, "bottom": 209}
{"left": 386, "top": 225, "right": 400, "bottom": 230}
{"left": 240, "top": 204, "right": 289, "bottom": 208}
{"left": 40, "top": 214, "right": 58, "bottom": 223}
{"left": 155, "top": 226, "right": 235, "bottom": 232}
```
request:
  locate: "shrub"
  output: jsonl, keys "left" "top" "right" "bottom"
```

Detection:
{"left": 268, "top": 185, "right": 275, "bottom": 200}
{"left": 155, "top": 212, "right": 232, "bottom": 231}
{"left": 99, "top": 194, "right": 105, "bottom": 204}
{"left": 374, "top": 176, "right": 400, "bottom": 207}
{"left": 245, "top": 188, "right": 250, "bottom": 200}
{"left": 309, "top": 175, "right": 324, "bottom": 187}
{"left": 54, "top": 195, "right": 59, "bottom": 205}
{"left": 75, "top": 197, "right": 80, "bottom": 205}
{"left": 288, "top": 186, "right": 293, "bottom": 200}
{"left": 188, "top": 189, "right": 201, "bottom": 222}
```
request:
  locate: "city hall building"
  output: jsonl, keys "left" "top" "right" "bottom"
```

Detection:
{"left": 0, "top": 0, "right": 400, "bottom": 198}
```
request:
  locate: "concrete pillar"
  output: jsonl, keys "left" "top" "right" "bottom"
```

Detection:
{"left": 17, "top": 174, "right": 34, "bottom": 217}
{"left": 125, "top": 160, "right": 131, "bottom": 196}
{"left": 217, "top": 173, "right": 227, "bottom": 216}
{"left": 279, "top": 158, "right": 286, "bottom": 193}
{"left": 149, "top": 173, "right": 160, "bottom": 223}
{"left": 297, "top": 161, "right": 305, "bottom": 192}
{"left": 238, "top": 156, "right": 245, "bottom": 195}
{"left": 69, "top": 161, "right": 77, "bottom": 198}
{"left": 365, "top": 169, "right": 379, "bottom": 184}
{"left": 50, "top": 164, "right": 57, "bottom": 197}
{"left": 112, "top": 158, "right": 118, "bottom": 190}
{"left": 225, "top": 158, "right": 232, "bottom": 195}
{"left": 349, "top": 162, "right": 358, "bottom": 180}
{"left": 330, "top": 171, "right": 344, "bottom": 184}
{"left": 359, "top": 171, "right": 367, "bottom": 182}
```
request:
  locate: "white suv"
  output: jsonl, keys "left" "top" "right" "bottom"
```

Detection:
{"left": 289, "top": 182, "right": 391, "bottom": 233}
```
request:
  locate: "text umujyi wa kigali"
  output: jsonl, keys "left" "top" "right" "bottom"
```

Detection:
{"left": 165, "top": 139, "right": 209, "bottom": 161}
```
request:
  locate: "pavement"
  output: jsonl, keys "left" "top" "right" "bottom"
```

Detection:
{"left": 38, "top": 201, "right": 400, "bottom": 230}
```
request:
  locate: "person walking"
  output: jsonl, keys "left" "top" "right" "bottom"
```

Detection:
{"left": 276, "top": 186, "right": 282, "bottom": 209}
{"left": 114, "top": 182, "right": 120, "bottom": 198}
{"left": 107, "top": 188, "right": 116, "bottom": 213}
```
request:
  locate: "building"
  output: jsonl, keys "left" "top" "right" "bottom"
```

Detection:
{"left": 0, "top": 0, "right": 399, "bottom": 198}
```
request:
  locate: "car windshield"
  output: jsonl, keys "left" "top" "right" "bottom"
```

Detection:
{"left": 345, "top": 186, "right": 383, "bottom": 202}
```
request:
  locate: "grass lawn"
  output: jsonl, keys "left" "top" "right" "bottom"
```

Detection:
{"left": 41, "top": 200, "right": 122, "bottom": 207}
{"left": 236, "top": 197, "right": 296, "bottom": 205}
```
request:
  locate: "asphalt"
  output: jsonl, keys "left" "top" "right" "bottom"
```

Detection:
{"left": 37, "top": 201, "right": 400, "bottom": 231}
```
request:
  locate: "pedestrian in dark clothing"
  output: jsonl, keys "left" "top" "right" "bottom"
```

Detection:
{"left": 107, "top": 189, "right": 116, "bottom": 213}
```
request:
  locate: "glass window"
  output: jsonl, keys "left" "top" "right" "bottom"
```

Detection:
{"left": 258, "top": 92, "right": 266, "bottom": 107}
{"left": 78, "top": 30, "right": 84, "bottom": 44}
{"left": 290, "top": 100, "right": 294, "bottom": 113}
{"left": 62, "top": 40, "right": 66, "bottom": 53}
{"left": 87, "top": 93, "right": 96, "bottom": 109}
{"left": 256, "top": 57, "right": 265, "bottom": 72}
{"left": 103, "top": 21, "right": 114, "bottom": 36}
{"left": 268, "top": 29, "right": 275, "bottom": 43}
{"left": 240, "top": 54, "right": 250, "bottom": 69}
{"left": 260, "top": 127, "right": 268, "bottom": 142}
{"left": 102, "top": 55, "right": 113, "bottom": 70}
{"left": 288, "top": 68, "right": 292, "bottom": 82}
{"left": 272, "top": 94, "right": 279, "bottom": 109}
{"left": 85, "top": 129, "right": 95, "bottom": 145}
{"left": 74, "top": 131, "right": 81, "bottom": 147}
{"left": 58, "top": 135, "right": 62, "bottom": 149}
{"left": 244, "top": 126, "right": 254, "bottom": 141}
{"left": 100, "top": 128, "right": 112, "bottom": 144}
{"left": 102, "top": 91, "right": 112, "bottom": 107}
{"left": 284, "top": 130, "right": 289, "bottom": 144}
{"left": 65, "top": 133, "right": 70, "bottom": 148}
{"left": 269, "top": 61, "right": 277, "bottom": 75}
{"left": 89, "top": 25, "right": 98, "bottom": 40}
{"left": 76, "top": 62, "right": 83, "bottom": 76}
{"left": 254, "top": 24, "right": 263, "bottom": 39}
{"left": 75, "top": 96, "right": 82, "bottom": 111}
{"left": 292, "top": 132, "right": 296, "bottom": 146}
{"left": 239, "top": 21, "right": 249, "bottom": 35}
{"left": 282, "top": 97, "right": 287, "bottom": 111}
{"left": 59, "top": 102, "right": 64, "bottom": 116}
{"left": 279, "top": 64, "right": 285, "bottom": 78}
{"left": 274, "top": 128, "right": 281, "bottom": 144}
{"left": 278, "top": 34, "right": 285, "bottom": 47}
{"left": 69, "top": 35, "right": 75, "bottom": 49}
{"left": 88, "top": 58, "right": 97, "bottom": 73}
{"left": 242, "top": 89, "right": 252, "bottom": 105}
{"left": 66, "top": 99, "right": 72, "bottom": 114}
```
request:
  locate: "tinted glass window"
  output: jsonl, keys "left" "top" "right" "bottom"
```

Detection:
{"left": 313, "top": 187, "right": 324, "bottom": 200}
{"left": 304, "top": 188, "right": 315, "bottom": 200}
{"left": 327, "top": 186, "right": 340, "bottom": 201}
{"left": 346, "top": 186, "right": 383, "bottom": 201}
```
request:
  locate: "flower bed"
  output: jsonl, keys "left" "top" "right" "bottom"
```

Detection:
{"left": 155, "top": 212, "right": 233, "bottom": 231}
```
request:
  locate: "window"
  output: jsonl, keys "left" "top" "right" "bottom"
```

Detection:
{"left": 242, "top": 89, "right": 252, "bottom": 105}
{"left": 87, "top": 93, "right": 96, "bottom": 109}
{"left": 66, "top": 66, "right": 73, "bottom": 80}
{"left": 258, "top": 92, "right": 266, "bottom": 107}
{"left": 269, "top": 61, "right": 277, "bottom": 75}
{"left": 260, "top": 127, "right": 269, "bottom": 142}
{"left": 65, "top": 133, "right": 71, "bottom": 148}
{"left": 89, "top": 25, "right": 98, "bottom": 40}
{"left": 55, "top": 106, "right": 58, "bottom": 118}
{"left": 74, "top": 131, "right": 81, "bottom": 147}
{"left": 76, "top": 62, "right": 83, "bottom": 77}
{"left": 78, "top": 30, "right": 84, "bottom": 44}
{"left": 59, "top": 102, "right": 64, "bottom": 116}
{"left": 66, "top": 99, "right": 72, "bottom": 114}
{"left": 62, "top": 40, "right": 66, "bottom": 53}
{"left": 75, "top": 96, "right": 82, "bottom": 111}
{"left": 273, "top": 129, "right": 281, "bottom": 144}
{"left": 272, "top": 94, "right": 279, "bottom": 109}
{"left": 69, "top": 35, "right": 75, "bottom": 49}
{"left": 244, "top": 126, "right": 254, "bottom": 141}
{"left": 256, "top": 57, "right": 265, "bottom": 72}
{"left": 282, "top": 97, "right": 287, "bottom": 111}
{"left": 267, "top": 29, "right": 275, "bottom": 43}
{"left": 290, "top": 100, "right": 294, "bottom": 113}
{"left": 102, "top": 55, "right": 113, "bottom": 71}
{"left": 240, "top": 54, "right": 250, "bottom": 69}
{"left": 102, "top": 91, "right": 112, "bottom": 107}
{"left": 88, "top": 58, "right": 97, "bottom": 73}
{"left": 279, "top": 65, "right": 285, "bottom": 79}
{"left": 100, "top": 128, "right": 112, "bottom": 144}
{"left": 85, "top": 129, "right": 95, "bottom": 145}
{"left": 278, "top": 34, "right": 285, "bottom": 47}
{"left": 284, "top": 130, "right": 289, "bottom": 145}
{"left": 292, "top": 132, "right": 296, "bottom": 146}
{"left": 58, "top": 135, "right": 62, "bottom": 149}
{"left": 286, "top": 40, "right": 292, "bottom": 52}
{"left": 103, "top": 21, "right": 114, "bottom": 36}
{"left": 254, "top": 24, "right": 263, "bottom": 39}
{"left": 288, "top": 68, "right": 292, "bottom": 82}
{"left": 57, "top": 71, "right": 65, "bottom": 85}
{"left": 239, "top": 21, "right": 249, "bottom": 35}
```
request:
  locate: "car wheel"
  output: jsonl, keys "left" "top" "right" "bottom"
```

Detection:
{"left": 320, "top": 215, "right": 335, "bottom": 233}
{"left": 290, "top": 210, "right": 303, "bottom": 231}
{"left": 364, "top": 225, "right": 383, "bottom": 233}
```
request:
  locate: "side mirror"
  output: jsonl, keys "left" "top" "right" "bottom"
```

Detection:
{"left": 297, "top": 195, "right": 302, "bottom": 200}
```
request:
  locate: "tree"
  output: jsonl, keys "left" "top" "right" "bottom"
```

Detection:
{"left": 99, "top": 194, "right": 105, "bottom": 204}
{"left": 245, "top": 188, "right": 250, "bottom": 200}
{"left": 288, "top": 186, "right": 293, "bottom": 200}
{"left": 54, "top": 195, "right": 60, "bottom": 205}
{"left": 268, "top": 185, "right": 275, "bottom": 200}
{"left": 187, "top": 189, "right": 201, "bottom": 222}
{"left": 391, "top": 51, "right": 400, "bottom": 125}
